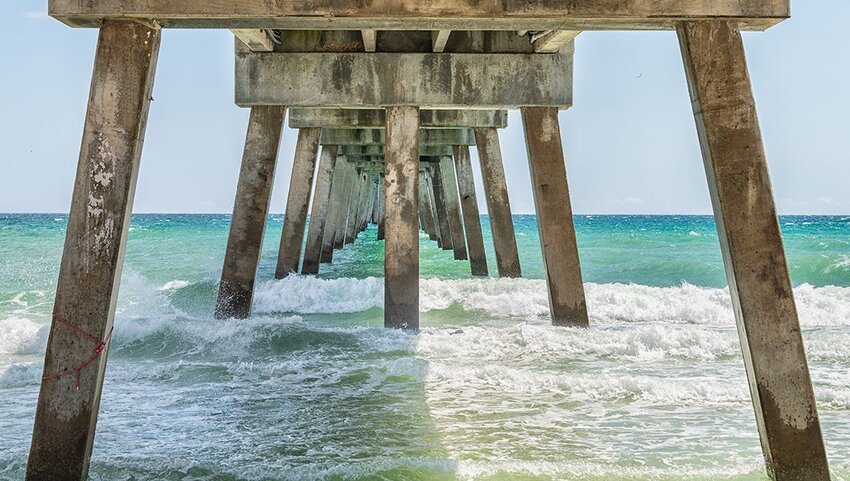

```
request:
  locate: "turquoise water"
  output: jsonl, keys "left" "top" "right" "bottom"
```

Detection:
{"left": 1, "top": 214, "right": 849, "bottom": 480}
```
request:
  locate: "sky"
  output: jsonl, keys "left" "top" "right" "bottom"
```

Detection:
{"left": 1, "top": 1, "right": 848, "bottom": 215}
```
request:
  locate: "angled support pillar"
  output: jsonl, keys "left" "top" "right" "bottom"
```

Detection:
{"left": 346, "top": 170, "right": 364, "bottom": 244}
{"left": 440, "top": 156, "right": 468, "bottom": 261}
{"left": 418, "top": 172, "right": 437, "bottom": 240}
{"left": 474, "top": 128, "right": 522, "bottom": 278}
{"left": 377, "top": 173, "right": 386, "bottom": 241}
{"left": 275, "top": 127, "right": 321, "bottom": 278}
{"left": 522, "top": 107, "right": 588, "bottom": 327}
{"left": 215, "top": 106, "right": 286, "bottom": 318}
{"left": 334, "top": 162, "right": 354, "bottom": 250}
{"left": 453, "top": 146, "right": 488, "bottom": 276}
{"left": 27, "top": 21, "right": 161, "bottom": 481}
{"left": 678, "top": 20, "right": 830, "bottom": 481}
{"left": 384, "top": 106, "right": 420, "bottom": 329}
{"left": 302, "top": 145, "right": 338, "bottom": 274}
{"left": 321, "top": 155, "right": 346, "bottom": 264}
{"left": 430, "top": 164, "right": 453, "bottom": 251}
{"left": 424, "top": 171, "right": 442, "bottom": 244}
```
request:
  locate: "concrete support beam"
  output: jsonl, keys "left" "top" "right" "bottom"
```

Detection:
{"left": 231, "top": 29, "right": 274, "bottom": 52}
{"left": 290, "top": 109, "right": 507, "bottom": 129}
{"left": 321, "top": 155, "right": 347, "bottom": 264}
{"left": 678, "top": 20, "right": 830, "bottom": 480}
{"left": 275, "top": 128, "right": 321, "bottom": 278}
{"left": 302, "top": 145, "right": 338, "bottom": 275}
{"left": 50, "top": 1, "right": 790, "bottom": 31}
{"left": 27, "top": 21, "right": 161, "bottom": 481}
{"left": 453, "top": 146, "right": 488, "bottom": 276}
{"left": 361, "top": 29, "right": 377, "bottom": 52}
{"left": 215, "top": 106, "right": 286, "bottom": 319}
{"left": 440, "top": 156, "right": 468, "bottom": 261}
{"left": 236, "top": 52, "right": 572, "bottom": 109}
{"left": 340, "top": 145, "right": 453, "bottom": 157}
{"left": 474, "top": 128, "right": 521, "bottom": 278}
{"left": 321, "top": 128, "right": 475, "bottom": 146}
{"left": 522, "top": 107, "right": 588, "bottom": 327}
{"left": 384, "top": 106, "right": 420, "bottom": 329}
{"left": 430, "top": 164, "right": 453, "bottom": 251}
{"left": 532, "top": 30, "right": 580, "bottom": 53}
{"left": 432, "top": 30, "right": 451, "bottom": 52}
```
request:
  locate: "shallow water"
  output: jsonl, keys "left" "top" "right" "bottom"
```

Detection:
{"left": 1, "top": 214, "right": 849, "bottom": 480}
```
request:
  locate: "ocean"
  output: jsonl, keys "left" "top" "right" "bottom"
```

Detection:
{"left": 1, "top": 213, "right": 848, "bottom": 480}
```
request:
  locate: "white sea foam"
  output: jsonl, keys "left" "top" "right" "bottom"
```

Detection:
{"left": 417, "top": 323, "right": 739, "bottom": 362}
{"left": 0, "top": 317, "right": 48, "bottom": 355}
{"left": 253, "top": 276, "right": 384, "bottom": 313}
{"left": 252, "top": 277, "right": 850, "bottom": 327}
{"left": 158, "top": 280, "right": 191, "bottom": 291}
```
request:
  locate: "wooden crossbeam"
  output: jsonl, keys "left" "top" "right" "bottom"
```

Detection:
{"left": 50, "top": 0, "right": 789, "bottom": 30}
{"left": 236, "top": 52, "right": 573, "bottom": 108}
{"left": 289, "top": 109, "right": 507, "bottom": 129}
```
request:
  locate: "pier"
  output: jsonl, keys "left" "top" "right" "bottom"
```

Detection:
{"left": 28, "top": 2, "right": 830, "bottom": 480}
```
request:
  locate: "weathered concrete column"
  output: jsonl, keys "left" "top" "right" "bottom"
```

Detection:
{"left": 384, "top": 106, "right": 420, "bottom": 329}
{"left": 215, "top": 107, "right": 286, "bottom": 318}
{"left": 377, "top": 173, "right": 386, "bottom": 241}
{"left": 679, "top": 20, "right": 830, "bottom": 480}
{"left": 474, "top": 128, "right": 522, "bottom": 278}
{"left": 424, "top": 171, "right": 442, "bottom": 243}
{"left": 302, "top": 145, "right": 338, "bottom": 275}
{"left": 275, "top": 128, "right": 321, "bottom": 277}
{"left": 27, "top": 21, "right": 161, "bottom": 481}
{"left": 521, "top": 107, "right": 588, "bottom": 327}
{"left": 430, "top": 164, "right": 453, "bottom": 251}
{"left": 334, "top": 162, "right": 354, "bottom": 249}
{"left": 321, "top": 155, "right": 347, "bottom": 264}
{"left": 440, "top": 156, "right": 468, "bottom": 261}
{"left": 345, "top": 169, "right": 363, "bottom": 244}
{"left": 453, "top": 146, "right": 488, "bottom": 276}
{"left": 418, "top": 173, "right": 438, "bottom": 240}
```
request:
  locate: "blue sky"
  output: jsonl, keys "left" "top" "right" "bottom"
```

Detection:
{"left": 1, "top": 1, "right": 848, "bottom": 214}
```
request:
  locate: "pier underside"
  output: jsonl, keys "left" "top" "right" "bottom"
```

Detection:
{"left": 28, "top": 1, "right": 833, "bottom": 480}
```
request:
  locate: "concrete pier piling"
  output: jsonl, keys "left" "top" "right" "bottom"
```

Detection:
{"left": 424, "top": 171, "right": 443, "bottom": 244}
{"left": 321, "top": 154, "right": 347, "bottom": 264}
{"left": 522, "top": 107, "right": 588, "bottom": 327}
{"left": 377, "top": 173, "right": 386, "bottom": 241}
{"left": 215, "top": 106, "right": 286, "bottom": 318}
{"left": 453, "top": 145, "right": 488, "bottom": 276}
{"left": 430, "top": 165, "right": 453, "bottom": 251}
{"left": 302, "top": 145, "right": 338, "bottom": 275}
{"left": 28, "top": 21, "right": 162, "bottom": 481}
{"left": 440, "top": 156, "right": 468, "bottom": 261}
{"left": 275, "top": 128, "right": 321, "bottom": 278}
{"left": 41, "top": 4, "right": 818, "bottom": 478}
{"left": 419, "top": 173, "right": 438, "bottom": 242}
{"left": 678, "top": 20, "right": 830, "bottom": 480}
{"left": 334, "top": 162, "right": 354, "bottom": 250}
{"left": 474, "top": 128, "right": 522, "bottom": 278}
{"left": 346, "top": 170, "right": 364, "bottom": 244}
{"left": 384, "top": 106, "right": 420, "bottom": 329}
